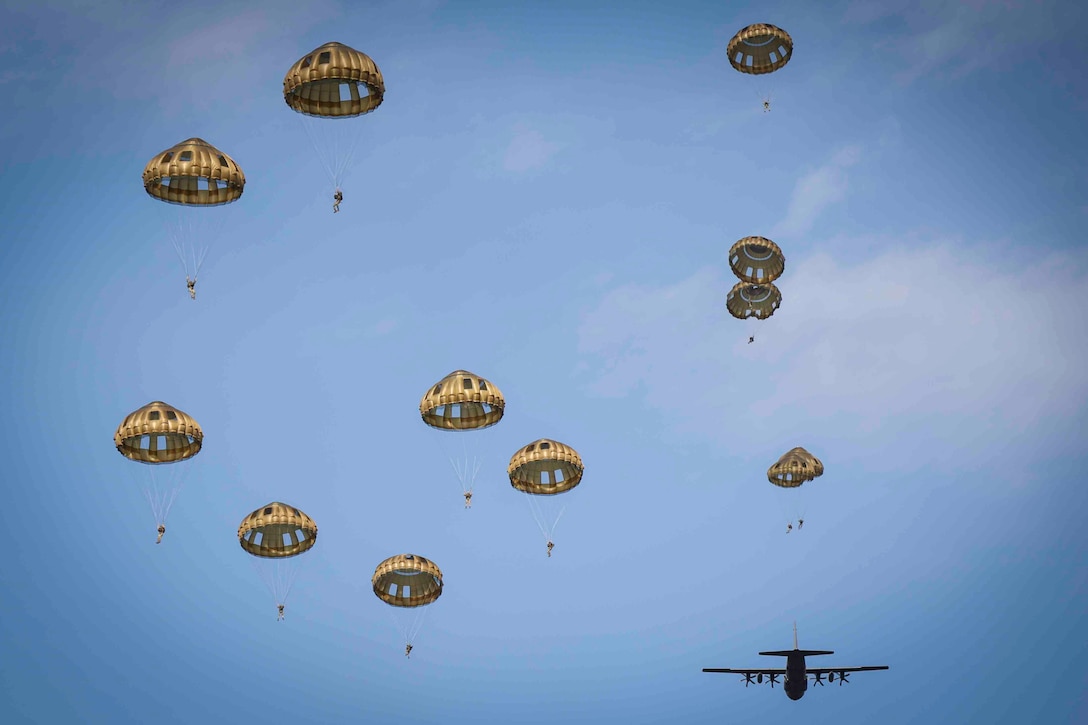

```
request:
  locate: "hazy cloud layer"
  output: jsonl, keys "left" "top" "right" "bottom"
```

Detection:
{"left": 772, "top": 145, "right": 862, "bottom": 238}
{"left": 502, "top": 124, "right": 563, "bottom": 173}
{"left": 576, "top": 240, "right": 1088, "bottom": 480}
{"left": 842, "top": 0, "right": 1082, "bottom": 85}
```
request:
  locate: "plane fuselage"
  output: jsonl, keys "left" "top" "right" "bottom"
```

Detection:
{"left": 784, "top": 652, "right": 807, "bottom": 700}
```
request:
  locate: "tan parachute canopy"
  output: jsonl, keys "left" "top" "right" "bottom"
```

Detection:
{"left": 767, "top": 447, "right": 824, "bottom": 489}
{"left": 420, "top": 370, "right": 505, "bottom": 431}
{"left": 726, "top": 281, "right": 782, "bottom": 320}
{"left": 114, "top": 401, "right": 203, "bottom": 464}
{"left": 238, "top": 502, "right": 318, "bottom": 558}
{"left": 727, "top": 23, "right": 793, "bottom": 75}
{"left": 729, "top": 236, "right": 785, "bottom": 284}
{"left": 142, "top": 138, "right": 245, "bottom": 206}
{"left": 283, "top": 42, "right": 385, "bottom": 118}
{"left": 372, "top": 554, "right": 444, "bottom": 608}
{"left": 508, "top": 439, "right": 584, "bottom": 495}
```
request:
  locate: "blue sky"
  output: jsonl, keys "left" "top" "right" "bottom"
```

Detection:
{"left": 1, "top": 0, "right": 1086, "bottom": 723}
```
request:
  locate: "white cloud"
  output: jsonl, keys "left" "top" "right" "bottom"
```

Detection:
{"left": 575, "top": 239, "right": 1088, "bottom": 483}
{"left": 502, "top": 124, "right": 562, "bottom": 173}
{"left": 772, "top": 145, "right": 862, "bottom": 238}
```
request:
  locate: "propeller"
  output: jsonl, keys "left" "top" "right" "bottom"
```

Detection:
{"left": 811, "top": 672, "right": 826, "bottom": 686}
{"left": 743, "top": 674, "right": 755, "bottom": 687}
{"left": 768, "top": 673, "right": 780, "bottom": 688}
{"left": 838, "top": 672, "right": 850, "bottom": 686}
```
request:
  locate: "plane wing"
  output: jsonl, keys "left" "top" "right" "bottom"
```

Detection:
{"left": 807, "top": 666, "right": 889, "bottom": 675}
{"left": 702, "top": 668, "right": 786, "bottom": 675}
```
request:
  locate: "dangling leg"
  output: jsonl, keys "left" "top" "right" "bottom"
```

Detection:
{"left": 156, "top": 524, "right": 165, "bottom": 544}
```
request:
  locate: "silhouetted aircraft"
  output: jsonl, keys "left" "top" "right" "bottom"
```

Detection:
{"left": 702, "top": 623, "right": 888, "bottom": 700}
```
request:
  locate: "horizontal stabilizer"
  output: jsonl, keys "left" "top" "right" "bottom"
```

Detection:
{"left": 759, "top": 649, "right": 834, "bottom": 657}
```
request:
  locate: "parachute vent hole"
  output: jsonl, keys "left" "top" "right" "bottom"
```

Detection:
{"left": 160, "top": 176, "right": 171, "bottom": 187}
{"left": 157, "top": 435, "right": 167, "bottom": 449}
{"left": 769, "top": 52, "right": 778, "bottom": 63}
{"left": 433, "top": 385, "right": 442, "bottom": 395}
{"left": 403, "top": 586, "right": 411, "bottom": 598}
{"left": 217, "top": 155, "right": 227, "bottom": 166}
{"left": 388, "top": 583, "right": 397, "bottom": 596}
{"left": 162, "top": 152, "right": 174, "bottom": 163}
{"left": 527, "top": 444, "right": 536, "bottom": 452}
{"left": 462, "top": 378, "right": 474, "bottom": 389}
{"left": 197, "top": 178, "right": 209, "bottom": 191}
{"left": 540, "top": 472, "right": 549, "bottom": 484}
{"left": 149, "top": 411, "right": 161, "bottom": 421}
{"left": 253, "top": 532, "right": 264, "bottom": 545}
{"left": 296, "top": 529, "right": 305, "bottom": 541}
{"left": 282, "top": 532, "right": 293, "bottom": 546}
{"left": 293, "top": 509, "right": 300, "bottom": 517}
{"left": 555, "top": 469, "right": 565, "bottom": 482}
{"left": 302, "top": 56, "right": 312, "bottom": 68}
{"left": 139, "top": 435, "right": 150, "bottom": 449}
{"left": 540, "top": 442, "right": 550, "bottom": 450}
{"left": 215, "top": 179, "right": 228, "bottom": 189}
{"left": 264, "top": 507, "right": 273, "bottom": 515}
{"left": 318, "top": 51, "right": 331, "bottom": 64}
{"left": 479, "top": 381, "right": 488, "bottom": 391}
{"left": 166, "top": 411, "right": 177, "bottom": 420}
{"left": 339, "top": 83, "right": 354, "bottom": 102}
{"left": 179, "top": 151, "right": 192, "bottom": 162}
{"left": 451, "top": 404, "right": 461, "bottom": 417}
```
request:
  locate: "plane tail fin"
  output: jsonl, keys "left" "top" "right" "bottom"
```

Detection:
{"left": 758, "top": 623, "right": 833, "bottom": 657}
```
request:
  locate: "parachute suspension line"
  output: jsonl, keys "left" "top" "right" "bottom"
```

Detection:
{"left": 407, "top": 605, "right": 430, "bottom": 645}
{"left": 250, "top": 558, "right": 300, "bottom": 610}
{"left": 333, "top": 122, "right": 364, "bottom": 191}
{"left": 298, "top": 113, "right": 364, "bottom": 195}
{"left": 300, "top": 117, "right": 339, "bottom": 194}
{"left": 141, "top": 464, "right": 184, "bottom": 526}
{"left": 523, "top": 494, "right": 565, "bottom": 543}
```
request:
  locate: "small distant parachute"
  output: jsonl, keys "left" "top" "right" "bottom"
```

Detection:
{"left": 237, "top": 502, "right": 318, "bottom": 620}
{"left": 767, "top": 447, "right": 824, "bottom": 528}
{"left": 726, "top": 23, "right": 794, "bottom": 111}
{"left": 114, "top": 401, "right": 203, "bottom": 544}
{"left": 420, "top": 370, "right": 505, "bottom": 507}
{"left": 372, "top": 554, "right": 443, "bottom": 656}
{"left": 142, "top": 138, "right": 245, "bottom": 298}
{"left": 283, "top": 41, "right": 385, "bottom": 200}
{"left": 508, "top": 439, "right": 584, "bottom": 557}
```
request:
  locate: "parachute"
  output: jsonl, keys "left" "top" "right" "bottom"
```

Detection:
{"left": 726, "top": 281, "right": 782, "bottom": 320}
{"left": 420, "top": 370, "right": 505, "bottom": 507}
{"left": 114, "top": 401, "right": 203, "bottom": 543}
{"left": 283, "top": 41, "right": 385, "bottom": 203}
{"left": 372, "top": 554, "right": 443, "bottom": 655}
{"left": 237, "top": 502, "right": 318, "bottom": 620}
{"left": 767, "top": 447, "right": 824, "bottom": 528}
{"left": 508, "top": 439, "right": 584, "bottom": 557}
{"left": 729, "top": 236, "right": 785, "bottom": 284}
{"left": 726, "top": 23, "right": 794, "bottom": 111}
{"left": 142, "top": 138, "right": 245, "bottom": 298}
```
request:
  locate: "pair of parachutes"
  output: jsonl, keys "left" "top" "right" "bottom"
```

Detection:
{"left": 419, "top": 369, "right": 585, "bottom": 556}
{"left": 141, "top": 42, "right": 384, "bottom": 299}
